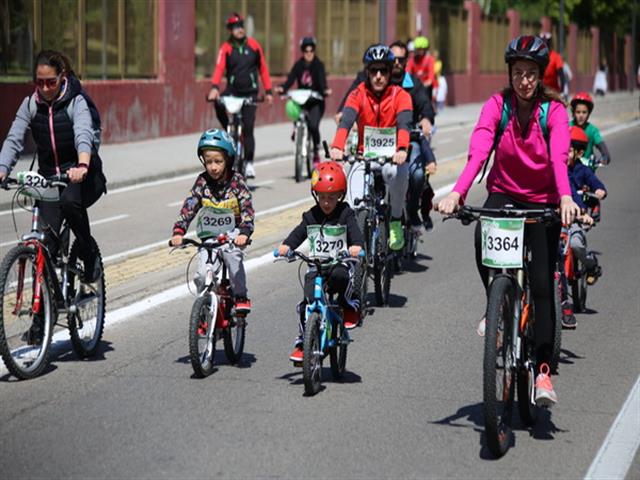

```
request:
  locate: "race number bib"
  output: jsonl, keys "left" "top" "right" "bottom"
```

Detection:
{"left": 196, "top": 206, "right": 236, "bottom": 239}
{"left": 363, "top": 126, "right": 396, "bottom": 158}
{"left": 307, "top": 224, "right": 347, "bottom": 259}
{"left": 16, "top": 171, "right": 59, "bottom": 202}
{"left": 480, "top": 217, "right": 525, "bottom": 269}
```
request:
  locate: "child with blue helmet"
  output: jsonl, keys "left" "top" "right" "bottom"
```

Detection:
{"left": 170, "top": 129, "right": 255, "bottom": 313}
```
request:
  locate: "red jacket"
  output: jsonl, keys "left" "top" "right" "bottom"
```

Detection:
{"left": 332, "top": 82, "right": 413, "bottom": 152}
{"left": 407, "top": 53, "right": 435, "bottom": 87}
{"left": 211, "top": 37, "right": 272, "bottom": 95}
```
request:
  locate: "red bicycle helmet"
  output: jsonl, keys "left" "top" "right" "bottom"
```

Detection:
{"left": 311, "top": 162, "right": 347, "bottom": 194}
{"left": 570, "top": 126, "right": 589, "bottom": 149}
{"left": 226, "top": 12, "right": 244, "bottom": 29}
{"left": 570, "top": 91, "right": 594, "bottom": 113}
{"left": 504, "top": 35, "right": 549, "bottom": 72}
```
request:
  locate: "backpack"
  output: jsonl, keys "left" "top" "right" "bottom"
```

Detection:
{"left": 478, "top": 94, "right": 549, "bottom": 183}
{"left": 28, "top": 90, "right": 102, "bottom": 153}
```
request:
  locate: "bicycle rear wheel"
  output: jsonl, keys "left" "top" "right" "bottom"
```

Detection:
{"left": 305, "top": 127, "right": 314, "bottom": 179}
{"left": 294, "top": 121, "right": 305, "bottom": 183}
{"left": 302, "top": 312, "right": 323, "bottom": 395}
{"left": 374, "top": 219, "right": 391, "bottom": 306}
{"left": 354, "top": 210, "right": 369, "bottom": 315}
{"left": 223, "top": 314, "right": 245, "bottom": 364}
{"left": 571, "top": 257, "right": 587, "bottom": 312}
{"left": 550, "top": 272, "right": 562, "bottom": 374}
{"left": 189, "top": 294, "right": 217, "bottom": 377}
{"left": 483, "top": 276, "right": 516, "bottom": 458}
{"left": 68, "top": 238, "right": 106, "bottom": 358}
{"left": 0, "top": 245, "right": 54, "bottom": 379}
{"left": 329, "top": 316, "right": 347, "bottom": 380}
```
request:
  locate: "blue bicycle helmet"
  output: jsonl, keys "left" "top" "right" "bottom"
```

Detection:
{"left": 197, "top": 129, "right": 236, "bottom": 163}
{"left": 362, "top": 44, "right": 395, "bottom": 67}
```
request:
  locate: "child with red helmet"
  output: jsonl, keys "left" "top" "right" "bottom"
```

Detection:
{"left": 560, "top": 126, "right": 607, "bottom": 328}
{"left": 277, "top": 162, "right": 364, "bottom": 362}
{"left": 570, "top": 92, "right": 612, "bottom": 169}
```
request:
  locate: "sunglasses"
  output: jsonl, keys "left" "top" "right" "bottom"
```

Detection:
{"left": 303, "top": 48, "right": 315, "bottom": 53}
{"left": 393, "top": 56, "right": 407, "bottom": 64}
{"left": 368, "top": 66, "right": 390, "bottom": 75}
{"left": 35, "top": 76, "right": 61, "bottom": 89}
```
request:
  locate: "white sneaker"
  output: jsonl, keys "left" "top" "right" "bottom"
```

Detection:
{"left": 477, "top": 317, "right": 486, "bottom": 337}
{"left": 245, "top": 162, "right": 255, "bottom": 179}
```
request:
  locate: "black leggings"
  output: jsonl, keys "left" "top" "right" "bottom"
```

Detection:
{"left": 473, "top": 193, "right": 560, "bottom": 367}
{"left": 214, "top": 100, "right": 257, "bottom": 162}
{"left": 305, "top": 100, "right": 324, "bottom": 153}
{"left": 39, "top": 169, "right": 106, "bottom": 261}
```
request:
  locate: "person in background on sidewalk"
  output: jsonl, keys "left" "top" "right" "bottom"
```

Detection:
{"left": 275, "top": 37, "right": 331, "bottom": 167}
{"left": 559, "top": 126, "right": 606, "bottom": 329}
{"left": 562, "top": 61, "right": 573, "bottom": 101}
{"left": 540, "top": 32, "right": 565, "bottom": 95}
{"left": 569, "top": 91, "right": 612, "bottom": 170}
{"left": 593, "top": 63, "right": 608, "bottom": 96}
{"left": 207, "top": 12, "right": 273, "bottom": 179}
{"left": 277, "top": 162, "right": 364, "bottom": 362}
{"left": 170, "top": 129, "right": 254, "bottom": 314}
{"left": 436, "top": 35, "right": 580, "bottom": 408}
{"left": 0, "top": 49, "right": 107, "bottom": 285}
{"left": 406, "top": 36, "right": 436, "bottom": 99}
{"left": 330, "top": 45, "right": 413, "bottom": 252}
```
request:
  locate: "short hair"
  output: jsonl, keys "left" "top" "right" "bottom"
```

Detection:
{"left": 389, "top": 41, "right": 408, "bottom": 55}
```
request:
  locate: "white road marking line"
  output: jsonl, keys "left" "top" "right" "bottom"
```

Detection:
{"left": 584, "top": 375, "right": 640, "bottom": 480}
{"left": 167, "top": 180, "right": 278, "bottom": 207}
{"left": 435, "top": 137, "right": 453, "bottom": 145}
{"left": 255, "top": 197, "right": 310, "bottom": 218}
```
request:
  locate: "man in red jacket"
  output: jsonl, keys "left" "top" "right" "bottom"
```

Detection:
{"left": 330, "top": 45, "right": 413, "bottom": 251}
{"left": 207, "top": 13, "right": 273, "bottom": 178}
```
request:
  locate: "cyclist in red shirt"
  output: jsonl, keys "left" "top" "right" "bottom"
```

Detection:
{"left": 330, "top": 45, "right": 413, "bottom": 251}
{"left": 540, "top": 32, "right": 565, "bottom": 94}
{"left": 207, "top": 13, "right": 273, "bottom": 179}
{"left": 407, "top": 36, "right": 435, "bottom": 98}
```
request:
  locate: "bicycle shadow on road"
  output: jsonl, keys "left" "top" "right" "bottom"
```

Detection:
{"left": 558, "top": 347, "right": 585, "bottom": 368}
{"left": 175, "top": 351, "right": 257, "bottom": 377}
{"left": 54, "top": 339, "right": 115, "bottom": 363}
{"left": 277, "top": 367, "right": 362, "bottom": 390}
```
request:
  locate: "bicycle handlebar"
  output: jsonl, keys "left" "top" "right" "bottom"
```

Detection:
{"left": 1, "top": 173, "right": 70, "bottom": 191}
{"left": 273, "top": 249, "right": 364, "bottom": 267}
{"left": 169, "top": 233, "right": 252, "bottom": 250}
{"left": 445, "top": 205, "right": 560, "bottom": 226}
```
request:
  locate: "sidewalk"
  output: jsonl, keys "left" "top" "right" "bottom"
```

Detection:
{"left": 6, "top": 91, "right": 638, "bottom": 192}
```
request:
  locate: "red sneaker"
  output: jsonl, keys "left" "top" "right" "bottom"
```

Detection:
{"left": 343, "top": 308, "right": 360, "bottom": 330}
{"left": 234, "top": 297, "right": 251, "bottom": 315}
{"left": 289, "top": 346, "right": 303, "bottom": 362}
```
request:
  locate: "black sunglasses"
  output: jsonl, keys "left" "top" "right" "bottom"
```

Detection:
{"left": 303, "top": 48, "right": 315, "bottom": 53}
{"left": 393, "top": 56, "right": 407, "bottom": 64}
{"left": 368, "top": 66, "right": 390, "bottom": 75}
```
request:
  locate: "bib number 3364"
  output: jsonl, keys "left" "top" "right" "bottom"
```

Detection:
{"left": 480, "top": 217, "right": 525, "bottom": 269}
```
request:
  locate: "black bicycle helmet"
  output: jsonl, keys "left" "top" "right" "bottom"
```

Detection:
{"left": 362, "top": 44, "right": 395, "bottom": 67}
{"left": 504, "top": 35, "right": 549, "bottom": 72}
{"left": 300, "top": 36, "right": 316, "bottom": 51}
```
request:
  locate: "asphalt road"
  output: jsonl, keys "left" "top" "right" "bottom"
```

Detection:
{"left": 0, "top": 126, "right": 638, "bottom": 478}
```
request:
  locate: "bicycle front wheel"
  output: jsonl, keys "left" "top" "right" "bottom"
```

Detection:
{"left": 0, "top": 245, "right": 54, "bottom": 379}
{"left": 305, "top": 126, "right": 314, "bottom": 179}
{"left": 483, "top": 276, "right": 516, "bottom": 458}
{"left": 353, "top": 210, "right": 369, "bottom": 315}
{"left": 302, "top": 312, "right": 323, "bottom": 395}
{"left": 373, "top": 219, "right": 391, "bottom": 306}
{"left": 294, "top": 122, "right": 305, "bottom": 183}
{"left": 329, "top": 317, "right": 347, "bottom": 380}
{"left": 223, "top": 314, "right": 245, "bottom": 364}
{"left": 550, "top": 272, "right": 562, "bottom": 374}
{"left": 68, "top": 238, "right": 106, "bottom": 358}
{"left": 571, "top": 256, "right": 587, "bottom": 312}
{"left": 189, "top": 294, "right": 217, "bottom": 377}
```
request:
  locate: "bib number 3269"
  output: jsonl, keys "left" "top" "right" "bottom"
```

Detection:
{"left": 480, "top": 217, "right": 525, "bottom": 269}
{"left": 196, "top": 207, "right": 235, "bottom": 239}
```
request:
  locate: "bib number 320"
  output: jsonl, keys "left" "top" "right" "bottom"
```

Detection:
{"left": 480, "top": 217, "right": 525, "bottom": 269}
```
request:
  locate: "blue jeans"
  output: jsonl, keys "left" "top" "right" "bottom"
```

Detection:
{"left": 407, "top": 137, "right": 435, "bottom": 225}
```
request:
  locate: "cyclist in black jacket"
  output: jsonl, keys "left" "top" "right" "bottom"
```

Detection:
{"left": 276, "top": 37, "right": 331, "bottom": 165}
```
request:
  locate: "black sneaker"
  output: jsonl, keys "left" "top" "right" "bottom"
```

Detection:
{"left": 83, "top": 255, "right": 102, "bottom": 284}
{"left": 562, "top": 312, "right": 577, "bottom": 329}
{"left": 423, "top": 214, "right": 434, "bottom": 232}
{"left": 22, "top": 314, "right": 45, "bottom": 345}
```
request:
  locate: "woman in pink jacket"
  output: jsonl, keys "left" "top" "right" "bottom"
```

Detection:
{"left": 437, "top": 36, "right": 580, "bottom": 407}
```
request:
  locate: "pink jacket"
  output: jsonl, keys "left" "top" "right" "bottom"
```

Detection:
{"left": 453, "top": 93, "right": 571, "bottom": 205}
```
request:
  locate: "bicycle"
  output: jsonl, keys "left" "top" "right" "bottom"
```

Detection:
{"left": 171, "top": 233, "right": 248, "bottom": 378}
{"left": 285, "top": 89, "right": 323, "bottom": 182}
{"left": 344, "top": 153, "right": 394, "bottom": 308}
{"left": 447, "top": 205, "right": 560, "bottom": 458}
{"left": 211, "top": 95, "right": 262, "bottom": 177}
{"left": 273, "top": 249, "right": 361, "bottom": 395}
{"left": 0, "top": 171, "right": 106, "bottom": 380}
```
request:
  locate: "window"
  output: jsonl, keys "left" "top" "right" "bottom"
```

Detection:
{"left": 0, "top": 0, "right": 35, "bottom": 80}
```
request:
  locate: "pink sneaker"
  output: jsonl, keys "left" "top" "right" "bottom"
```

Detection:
{"left": 534, "top": 363, "right": 558, "bottom": 407}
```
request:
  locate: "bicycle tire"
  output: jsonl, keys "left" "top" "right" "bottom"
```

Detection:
{"left": 305, "top": 127, "right": 314, "bottom": 179}
{"left": 550, "top": 273, "right": 562, "bottom": 374}
{"left": 302, "top": 312, "right": 323, "bottom": 395}
{"left": 571, "top": 257, "right": 587, "bottom": 313}
{"left": 483, "top": 276, "right": 516, "bottom": 458}
{"left": 329, "top": 315, "right": 347, "bottom": 380}
{"left": 0, "top": 245, "right": 54, "bottom": 380}
{"left": 223, "top": 314, "right": 245, "bottom": 364}
{"left": 68, "top": 238, "right": 106, "bottom": 358}
{"left": 294, "top": 121, "right": 305, "bottom": 183}
{"left": 354, "top": 210, "right": 369, "bottom": 315}
{"left": 374, "top": 218, "right": 391, "bottom": 306}
{"left": 189, "top": 294, "right": 217, "bottom": 378}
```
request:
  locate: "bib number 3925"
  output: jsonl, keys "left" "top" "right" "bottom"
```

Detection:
{"left": 480, "top": 217, "right": 525, "bottom": 269}
{"left": 363, "top": 126, "right": 396, "bottom": 158}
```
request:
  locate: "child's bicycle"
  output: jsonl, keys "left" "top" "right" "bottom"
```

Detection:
{"left": 446, "top": 205, "right": 560, "bottom": 458}
{"left": 171, "top": 233, "right": 248, "bottom": 377}
{"left": 273, "top": 249, "right": 362, "bottom": 396}
{"left": 0, "top": 172, "right": 106, "bottom": 380}
{"left": 284, "top": 89, "right": 323, "bottom": 182}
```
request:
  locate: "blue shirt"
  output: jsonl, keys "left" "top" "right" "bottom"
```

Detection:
{"left": 568, "top": 161, "right": 606, "bottom": 210}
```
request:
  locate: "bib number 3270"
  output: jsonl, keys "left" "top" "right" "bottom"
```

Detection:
{"left": 480, "top": 217, "right": 525, "bottom": 269}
